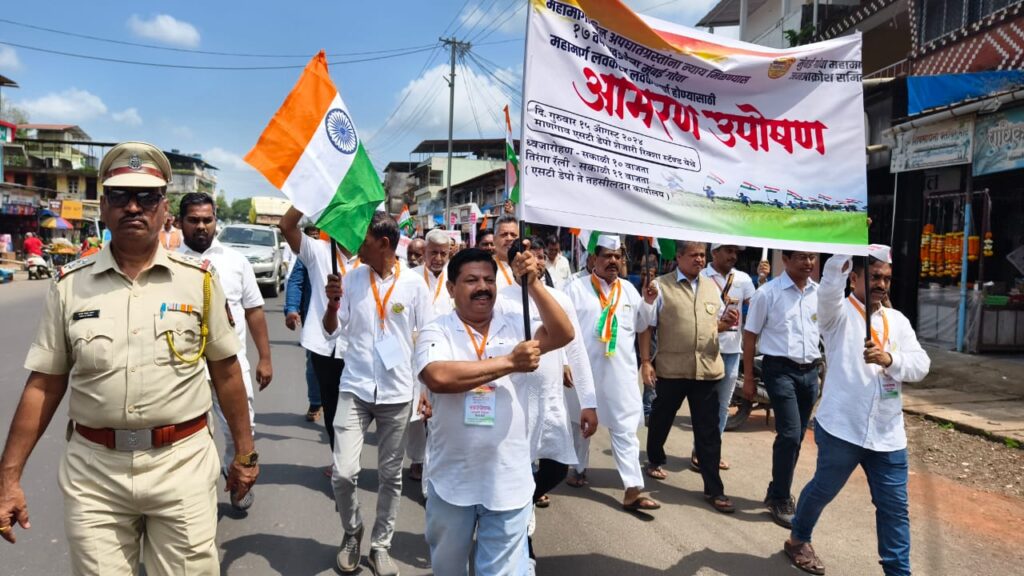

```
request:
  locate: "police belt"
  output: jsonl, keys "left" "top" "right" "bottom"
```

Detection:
{"left": 75, "top": 414, "right": 208, "bottom": 451}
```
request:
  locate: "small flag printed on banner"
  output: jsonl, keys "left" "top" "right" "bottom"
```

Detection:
{"left": 764, "top": 186, "right": 780, "bottom": 194}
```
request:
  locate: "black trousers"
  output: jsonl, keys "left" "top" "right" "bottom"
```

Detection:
{"left": 645, "top": 376, "right": 724, "bottom": 497}
{"left": 310, "top": 352, "right": 344, "bottom": 451}
{"left": 533, "top": 458, "right": 569, "bottom": 502}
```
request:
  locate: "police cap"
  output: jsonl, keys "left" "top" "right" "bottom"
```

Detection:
{"left": 99, "top": 141, "right": 173, "bottom": 188}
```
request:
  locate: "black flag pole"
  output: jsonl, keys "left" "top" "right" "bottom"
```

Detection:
{"left": 519, "top": 220, "right": 531, "bottom": 339}
{"left": 642, "top": 237, "right": 650, "bottom": 290}
{"left": 863, "top": 254, "right": 872, "bottom": 342}
{"left": 330, "top": 239, "right": 339, "bottom": 277}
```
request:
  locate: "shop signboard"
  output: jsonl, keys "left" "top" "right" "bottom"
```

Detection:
{"left": 973, "top": 106, "right": 1024, "bottom": 176}
{"left": 890, "top": 116, "right": 974, "bottom": 173}
{"left": 61, "top": 199, "right": 84, "bottom": 220}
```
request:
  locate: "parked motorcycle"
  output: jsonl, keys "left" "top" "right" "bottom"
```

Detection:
{"left": 725, "top": 351, "right": 826, "bottom": 431}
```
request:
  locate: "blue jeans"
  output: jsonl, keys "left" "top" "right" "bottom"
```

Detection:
{"left": 716, "top": 353, "right": 741, "bottom": 436}
{"left": 642, "top": 386, "right": 656, "bottom": 418}
{"left": 425, "top": 484, "right": 530, "bottom": 576}
{"left": 792, "top": 424, "right": 911, "bottom": 576}
{"left": 762, "top": 356, "right": 819, "bottom": 501}
{"left": 304, "top": 350, "right": 321, "bottom": 408}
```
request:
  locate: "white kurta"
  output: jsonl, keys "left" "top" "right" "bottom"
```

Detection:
{"left": 412, "top": 264, "right": 454, "bottom": 323}
{"left": 498, "top": 283, "right": 589, "bottom": 465}
{"left": 565, "top": 274, "right": 655, "bottom": 433}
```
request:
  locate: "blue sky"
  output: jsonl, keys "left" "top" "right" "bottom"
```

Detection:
{"left": 0, "top": 0, "right": 730, "bottom": 199}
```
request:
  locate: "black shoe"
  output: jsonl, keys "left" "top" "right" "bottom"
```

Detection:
{"left": 766, "top": 496, "right": 795, "bottom": 529}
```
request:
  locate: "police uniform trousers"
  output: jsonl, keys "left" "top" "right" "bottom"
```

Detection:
{"left": 60, "top": 427, "right": 220, "bottom": 576}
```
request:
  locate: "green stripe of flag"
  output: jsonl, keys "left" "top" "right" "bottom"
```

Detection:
{"left": 315, "top": 143, "right": 385, "bottom": 254}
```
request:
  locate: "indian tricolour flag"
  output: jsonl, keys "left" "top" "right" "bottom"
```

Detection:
{"left": 245, "top": 51, "right": 384, "bottom": 254}
{"left": 503, "top": 104, "right": 520, "bottom": 204}
{"left": 764, "top": 185, "right": 781, "bottom": 194}
{"left": 398, "top": 204, "right": 414, "bottom": 236}
{"left": 739, "top": 181, "right": 760, "bottom": 192}
{"left": 708, "top": 173, "right": 725, "bottom": 185}
{"left": 787, "top": 190, "right": 804, "bottom": 200}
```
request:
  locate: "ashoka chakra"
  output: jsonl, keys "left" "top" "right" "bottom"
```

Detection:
{"left": 325, "top": 108, "right": 358, "bottom": 154}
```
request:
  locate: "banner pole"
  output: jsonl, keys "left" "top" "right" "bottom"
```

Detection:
{"left": 330, "top": 239, "right": 339, "bottom": 277}
{"left": 519, "top": 220, "right": 531, "bottom": 339}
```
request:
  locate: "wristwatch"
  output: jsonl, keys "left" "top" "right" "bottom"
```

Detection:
{"left": 234, "top": 451, "right": 259, "bottom": 467}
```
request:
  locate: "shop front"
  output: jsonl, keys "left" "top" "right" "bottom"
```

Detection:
{"left": 889, "top": 92, "right": 1024, "bottom": 353}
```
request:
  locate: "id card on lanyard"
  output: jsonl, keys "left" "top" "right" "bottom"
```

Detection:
{"left": 849, "top": 296, "right": 898, "bottom": 400}
{"left": 373, "top": 263, "right": 403, "bottom": 371}
{"left": 462, "top": 320, "right": 496, "bottom": 426}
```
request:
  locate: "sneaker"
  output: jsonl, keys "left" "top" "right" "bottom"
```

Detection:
{"left": 336, "top": 525, "right": 364, "bottom": 574}
{"left": 230, "top": 487, "right": 255, "bottom": 511}
{"left": 766, "top": 496, "right": 796, "bottom": 529}
{"left": 369, "top": 548, "right": 399, "bottom": 576}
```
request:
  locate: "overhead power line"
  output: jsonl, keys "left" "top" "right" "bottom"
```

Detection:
{"left": 0, "top": 17, "right": 436, "bottom": 58}
{"left": 0, "top": 40, "right": 438, "bottom": 70}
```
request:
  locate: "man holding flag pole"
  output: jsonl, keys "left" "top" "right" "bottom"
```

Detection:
{"left": 245, "top": 51, "right": 429, "bottom": 576}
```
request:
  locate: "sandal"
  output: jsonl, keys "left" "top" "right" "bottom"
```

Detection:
{"left": 535, "top": 495, "right": 551, "bottom": 508}
{"left": 305, "top": 406, "right": 322, "bottom": 422}
{"left": 690, "top": 453, "right": 701, "bottom": 472}
{"left": 645, "top": 465, "right": 668, "bottom": 480}
{"left": 565, "top": 471, "right": 589, "bottom": 488}
{"left": 784, "top": 540, "right": 826, "bottom": 575}
{"left": 704, "top": 494, "right": 735, "bottom": 514}
{"left": 622, "top": 496, "right": 661, "bottom": 512}
{"left": 719, "top": 459, "right": 731, "bottom": 471}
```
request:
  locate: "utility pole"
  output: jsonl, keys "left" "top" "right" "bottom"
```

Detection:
{"left": 441, "top": 36, "right": 470, "bottom": 230}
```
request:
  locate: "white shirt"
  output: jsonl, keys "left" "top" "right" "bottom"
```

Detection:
{"left": 815, "top": 255, "right": 930, "bottom": 451}
{"left": 701, "top": 264, "right": 756, "bottom": 354}
{"left": 744, "top": 271, "right": 821, "bottom": 363}
{"left": 494, "top": 258, "right": 516, "bottom": 292}
{"left": 297, "top": 234, "right": 360, "bottom": 357}
{"left": 416, "top": 307, "right": 535, "bottom": 511}
{"left": 180, "top": 239, "right": 263, "bottom": 368}
{"left": 545, "top": 253, "right": 573, "bottom": 290}
{"left": 566, "top": 274, "right": 654, "bottom": 432}
{"left": 649, "top": 269, "right": 703, "bottom": 326}
{"left": 412, "top": 264, "right": 453, "bottom": 323}
{"left": 498, "top": 283, "right": 594, "bottom": 464}
{"left": 326, "top": 260, "right": 430, "bottom": 404}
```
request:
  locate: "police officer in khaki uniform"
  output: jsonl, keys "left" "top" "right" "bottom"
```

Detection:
{"left": 0, "top": 142, "right": 259, "bottom": 575}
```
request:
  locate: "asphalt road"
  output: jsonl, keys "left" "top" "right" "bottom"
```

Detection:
{"left": 1, "top": 277, "right": 1020, "bottom": 575}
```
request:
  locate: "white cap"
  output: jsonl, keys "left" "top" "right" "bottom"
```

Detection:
{"left": 596, "top": 234, "right": 621, "bottom": 251}
{"left": 868, "top": 244, "right": 892, "bottom": 264}
{"left": 711, "top": 243, "right": 745, "bottom": 251}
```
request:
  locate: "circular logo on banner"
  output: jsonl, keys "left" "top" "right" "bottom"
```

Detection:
{"left": 325, "top": 108, "right": 358, "bottom": 154}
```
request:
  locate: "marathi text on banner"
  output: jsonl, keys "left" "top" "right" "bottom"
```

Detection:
{"left": 520, "top": 0, "right": 868, "bottom": 254}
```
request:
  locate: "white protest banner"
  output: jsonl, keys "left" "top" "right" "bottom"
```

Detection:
{"left": 520, "top": 0, "right": 868, "bottom": 254}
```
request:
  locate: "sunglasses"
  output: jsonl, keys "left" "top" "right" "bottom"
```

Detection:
{"left": 105, "top": 189, "right": 165, "bottom": 210}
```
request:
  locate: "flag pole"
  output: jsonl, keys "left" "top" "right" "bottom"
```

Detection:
{"left": 863, "top": 255, "right": 871, "bottom": 342}
{"left": 330, "top": 239, "right": 339, "bottom": 277}
{"left": 642, "top": 237, "right": 650, "bottom": 290}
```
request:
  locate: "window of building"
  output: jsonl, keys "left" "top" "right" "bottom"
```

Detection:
{"left": 920, "top": 0, "right": 1020, "bottom": 44}
{"left": 67, "top": 177, "right": 79, "bottom": 195}
{"left": 429, "top": 170, "right": 443, "bottom": 186}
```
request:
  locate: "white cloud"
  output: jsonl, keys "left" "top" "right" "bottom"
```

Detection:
{"left": 367, "top": 62, "right": 522, "bottom": 152}
{"left": 111, "top": 107, "right": 142, "bottom": 126}
{"left": 0, "top": 46, "right": 20, "bottom": 72}
{"left": 18, "top": 88, "right": 108, "bottom": 123}
{"left": 127, "top": 14, "right": 200, "bottom": 48}
{"left": 204, "top": 147, "right": 251, "bottom": 171}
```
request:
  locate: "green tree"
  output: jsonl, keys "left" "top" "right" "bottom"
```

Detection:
{"left": 215, "top": 191, "right": 231, "bottom": 221}
{"left": 230, "top": 198, "right": 252, "bottom": 223}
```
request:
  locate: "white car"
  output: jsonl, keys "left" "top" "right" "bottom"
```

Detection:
{"left": 217, "top": 224, "right": 286, "bottom": 296}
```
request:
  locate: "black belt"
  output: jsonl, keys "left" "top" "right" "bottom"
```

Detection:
{"left": 763, "top": 355, "right": 821, "bottom": 371}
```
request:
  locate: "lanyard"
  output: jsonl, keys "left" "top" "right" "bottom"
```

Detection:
{"left": 424, "top": 267, "right": 445, "bottom": 303}
{"left": 462, "top": 320, "right": 489, "bottom": 360}
{"left": 371, "top": 262, "right": 401, "bottom": 330}
{"left": 848, "top": 296, "right": 889, "bottom": 350}
{"left": 496, "top": 259, "right": 512, "bottom": 285}
{"left": 336, "top": 254, "right": 360, "bottom": 276}
{"left": 590, "top": 273, "right": 622, "bottom": 356}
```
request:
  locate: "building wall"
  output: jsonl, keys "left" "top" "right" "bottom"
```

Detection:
{"left": 911, "top": 1, "right": 1024, "bottom": 74}
{"left": 744, "top": 0, "right": 790, "bottom": 47}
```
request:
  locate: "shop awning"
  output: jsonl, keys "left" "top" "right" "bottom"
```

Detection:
{"left": 908, "top": 71, "right": 1024, "bottom": 116}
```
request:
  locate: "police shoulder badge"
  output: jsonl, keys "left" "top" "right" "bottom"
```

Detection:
{"left": 391, "top": 303, "right": 405, "bottom": 314}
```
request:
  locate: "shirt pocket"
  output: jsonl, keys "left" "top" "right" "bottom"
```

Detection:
{"left": 154, "top": 313, "right": 203, "bottom": 366}
{"left": 67, "top": 318, "right": 116, "bottom": 373}
{"left": 617, "top": 305, "right": 635, "bottom": 332}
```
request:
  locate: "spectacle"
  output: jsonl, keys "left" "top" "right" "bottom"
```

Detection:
{"left": 105, "top": 189, "right": 164, "bottom": 210}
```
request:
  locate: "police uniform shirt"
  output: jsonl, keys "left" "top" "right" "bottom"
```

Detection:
{"left": 24, "top": 245, "right": 241, "bottom": 429}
